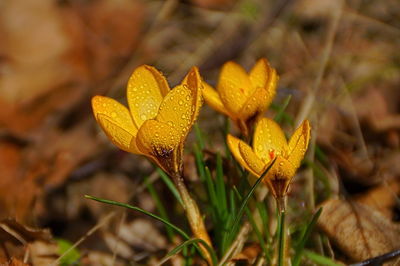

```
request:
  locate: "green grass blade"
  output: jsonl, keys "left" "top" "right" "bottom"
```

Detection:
{"left": 215, "top": 153, "right": 228, "bottom": 214}
{"left": 144, "top": 177, "right": 174, "bottom": 241}
{"left": 273, "top": 95, "right": 292, "bottom": 123}
{"left": 292, "top": 207, "right": 323, "bottom": 266}
{"left": 85, "top": 195, "right": 189, "bottom": 240}
{"left": 233, "top": 188, "right": 271, "bottom": 262}
{"left": 193, "top": 144, "right": 206, "bottom": 182}
{"left": 303, "top": 250, "right": 343, "bottom": 266}
{"left": 256, "top": 201, "right": 270, "bottom": 241}
{"left": 160, "top": 238, "right": 218, "bottom": 266}
{"left": 157, "top": 168, "right": 183, "bottom": 206}
{"left": 204, "top": 166, "right": 218, "bottom": 209}
{"left": 194, "top": 123, "right": 206, "bottom": 150}
{"left": 226, "top": 158, "right": 277, "bottom": 245}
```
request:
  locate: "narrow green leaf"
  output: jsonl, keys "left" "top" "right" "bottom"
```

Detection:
{"left": 273, "top": 95, "right": 292, "bottom": 123}
{"left": 166, "top": 238, "right": 218, "bottom": 265}
{"left": 193, "top": 144, "right": 206, "bottom": 182}
{"left": 293, "top": 207, "right": 323, "bottom": 266}
{"left": 215, "top": 153, "right": 227, "bottom": 214}
{"left": 85, "top": 195, "right": 189, "bottom": 240}
{"left": 226, "top": 158, "right": 277, "bottom": 245}
{"left": 303, "top": 250, "right": 343, "bottom": 266}
{"left": 157, "top": 168, "right": 183, "bottom": 206}
{"left": 194, "top": 123, "right": 206, "bottom": 150}
{"left": 204, "top": 167, "right": 218, "bottom": 210}
{"left": 256, "top": 201, "right": 270, "bottom": 241}
{"left": 144, "top": 177, "right": 174, "bottom": 241}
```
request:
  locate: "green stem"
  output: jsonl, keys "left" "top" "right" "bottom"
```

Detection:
{"left": 171, "top": 172, "right": 213, "bottom": 265}
{"left": 277, "top": 208, "right": 286, "bottom": 266}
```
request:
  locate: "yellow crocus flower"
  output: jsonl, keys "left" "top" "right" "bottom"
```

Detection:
{"left": 227, "top": 118, "right": 311, "bottom": 201}
{"left": 203, "top": 58, "right": 278, "bottom": 136}
{"left": 92, "top": 65, "right": 213, "bottom": 262}
{"left": 91, "top": 65, "right": 202, "bottom": 176}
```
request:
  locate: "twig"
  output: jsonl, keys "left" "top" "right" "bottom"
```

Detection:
{"left": 295, "top": 0, "right": 344, "bottom": 126}
{"left": 218, "top": 222, "right": 251, "bottom": 266}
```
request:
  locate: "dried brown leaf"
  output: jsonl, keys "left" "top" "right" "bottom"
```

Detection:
{"left": 318, "top": 199, "right": 400, "bottom": 262}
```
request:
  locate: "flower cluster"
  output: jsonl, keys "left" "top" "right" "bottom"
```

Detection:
{"left": 91, "top": 59, "right": 311, "bottom": 256}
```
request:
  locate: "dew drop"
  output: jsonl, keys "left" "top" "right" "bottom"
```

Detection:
{"left": 179, "top": 100, "right": 183, "bottom": 105}
{"left": 140, "top": 114, "right": 147, "bottom": 120}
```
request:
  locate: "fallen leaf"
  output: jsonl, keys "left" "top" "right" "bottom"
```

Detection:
{"left": 318, "top": 199, "right": 400, "bottom": 263}
{"left": 356, "top": 179, "right": 400, "bottom": 220}
{"left": 118, "top": 219, "right": 167, "bottom": 252}
{"left": 28, "top": 240, "right": 59, "bottom": 266}
{"left": 230, "top": 243, "right": 261, "bottom": 264}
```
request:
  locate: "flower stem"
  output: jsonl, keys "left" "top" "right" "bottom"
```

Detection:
{"left": 276, "top": 197, "right": 287, "bottom": 266}
{"left": 172, "top": 172, "right": 213, "bottom": 264}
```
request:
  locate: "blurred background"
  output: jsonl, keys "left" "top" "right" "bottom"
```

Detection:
{"left": 0, "top": 0, "right": 399, "bottom": 264}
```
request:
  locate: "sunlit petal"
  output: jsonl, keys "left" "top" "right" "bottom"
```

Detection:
{"left": 253, "top": 118, "right": 287, "bottom": 162}
{"left": 92, "top": 96, "right": 139, "bottom": 153}
{"left": 238, "top": 141, "right": 266, "bottom": 176}
{"left": 249, "top": 58, "right": 269, "bottom": 89}
{"left": 227, "top": 135, "right": 251, "bottom": 172}
{"left": 238, "top": 87, "right": 272, "bottom": 122}
{"left": 287, "top": 120, "right": 311, "bottom": 169}
{"left": 136, "top": 119, "right": 181, "bottom": 174}
{"left": 217, "top": 61, "right": 253, "bottom": 115}
{"left": 181, "top": 67, "right": 203, "bottom": 127}
{"left": 157, "top": 86, "right": 196, "bottom": 142}
{"left": 127, "top": 65, "right": 170, "bottom": 127}
{"left": 203, "top": 82, "right": 230, "bottom": 116}
{"left": 265, "top": 67, "right": 278, "bottom": 100}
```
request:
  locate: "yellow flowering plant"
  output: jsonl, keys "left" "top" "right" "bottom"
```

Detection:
{"left": 203, "top": 58, "right": 278, "bottom": 136}
{"left": 91, "top": 65, "right": 213, "bottom": 262}
{"left": 227, "top": 117, "right": 310, "bottom": 265}
{"left": 92, "top": 65, "right": 201, "bottom": 176}
{"left": 88, "top": 60, "right": 321, "bottom": 266}
{"left": 227, "top": 117, "right": 311, "bottom": 209}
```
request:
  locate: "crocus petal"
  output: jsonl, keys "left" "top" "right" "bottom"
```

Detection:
{"left": 287, "top": 120, "right": 311, "bottom": 169}
{"left": 265, "top": 67, "right": 278, "bottom": 99}
{"left": 238, "top": 141, "right": 266, "bottom": 177}
{"left": 249, "top": 58, "right": 270, "bottom": 89}
{"left": 181, "top": 67, "right": 203, "bottom": 126}
{"left": 264, "top": 156, "right": 296, "bottom": 198}
{"left": 92, "top": 96, "right": 140, "bottom": 153}
{"left": 227, "top": 135, "right": 252, "bottom": 173}
{"left": 250, "top": 58, "right": 278, "bottom": 98}
{"left": 156, "top": 85, "right": 199, "bottom": 143}
{"left": 127, "top": 65, "right": 170, "bottom": 128}
{"left": 217, "top": 61, "right": 253, "bottom": 115}
{"left": 253, "top": 118, "right": 287, "bottom": 162}
{"left": 136, "top": 119, "right": 181, "bottom": 174}
{"left": 238, "top": 87, "right": 271, "bottom": 122}
{"left": 202, "top": 82, "right": 230, "bottom": 116}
